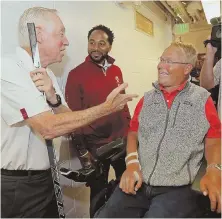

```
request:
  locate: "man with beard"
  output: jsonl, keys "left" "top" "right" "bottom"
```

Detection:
{"left": 65, "top": 25, "right": 131, "bottom": 217}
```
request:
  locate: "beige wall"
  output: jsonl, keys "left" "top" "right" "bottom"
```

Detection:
{"left": 179, "top": 28, "right": 211, "bottom": 53}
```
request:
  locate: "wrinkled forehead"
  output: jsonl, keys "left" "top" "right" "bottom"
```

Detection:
{"left": 162, "top": 45, "right": 186, "bottom": 61}
{"left": 43, "top": 12, "right": 65, "bottom": 32}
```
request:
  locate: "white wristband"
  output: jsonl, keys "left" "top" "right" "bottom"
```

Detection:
{"left": 126, "top": 159, "right": 141, "bottom": 170}
{"left": 125, "top": 152, "right": 138, "bottom": 161}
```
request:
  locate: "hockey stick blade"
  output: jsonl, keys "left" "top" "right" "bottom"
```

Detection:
{"left": 27, "top": 23, "right": 41, "bottom": 68}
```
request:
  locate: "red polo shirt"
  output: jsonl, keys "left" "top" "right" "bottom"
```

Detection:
{"left": 129, "top": 82, "right": 221, "bottom": 138}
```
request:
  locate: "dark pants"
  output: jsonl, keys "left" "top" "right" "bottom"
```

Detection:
{"left": 89, "top": 157, "right": 126, "bottom": 217}
{"left": 95, "top": 183, "right": 203, "bottom": 218}
{"left": 1, "top": 170, "right": 59, "bottom": 218}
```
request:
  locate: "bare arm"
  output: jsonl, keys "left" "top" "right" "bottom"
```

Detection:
{"left": 200, "top": 56, "right": 215, "bottom": 89}
{"left": 52, "top": 104, "right": 72, "bottom": 114}
{"left": 30, "top": 69, "right": 71, "bottom": 114}
{"left": 200, "top": 138, "right": 221, "bottom": 213}
{"left": 27, "top": 102, "right": 111, "bottom": 139}
{"left": 125, "top": 97, "right": 144, "bottom": 161}
{"left": 126, "top": 131, "right": 139, "bottom": 160}
{"left": 119, "top": 131, "right": 143, "bottom": 194}
{"left": 205, "top": 138, "right": 221, "bottom": 166}
{"left": 26, "top": 83, "right": 137, "bottom": 139}
{"left": 119, "top": 97, "right": 144, "bottom": 194}
{"left": 200, "top": 40, "right": 217, "bottom": 89}
{"left": 29, "top": 68, "right": 137, "bottom": 139}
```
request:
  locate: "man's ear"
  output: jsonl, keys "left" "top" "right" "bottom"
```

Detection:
{"left": 108, "top": 45, "right": 112, "bottom": 53}
{"left": 35, "top": 26, "right": 43, "bottom": 44}
{"left": 184, "top": 64, "right": 193, "bottom": 76}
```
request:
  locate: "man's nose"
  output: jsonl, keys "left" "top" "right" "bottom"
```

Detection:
{"left": 93, "top": 43, "right": 99, "bottom": 51}
{"left": 157, "top": 59, "right": 167, "bottom": 69}
{"left": 63, "top": 36, "right": 69, "bottom": 46}
{"left": 157, "top": 61, "right": 163, "bottom": 70}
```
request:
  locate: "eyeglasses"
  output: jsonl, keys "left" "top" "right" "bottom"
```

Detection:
{"left": 158, "top": 57, "right": 190, "bottom": 65}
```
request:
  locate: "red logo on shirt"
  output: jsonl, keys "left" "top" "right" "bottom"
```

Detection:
{"left": 115, "top": 76, "right": 120, "bottom": 86}
{"left": 20, "top": 108, "right": 29, "bottom": 120}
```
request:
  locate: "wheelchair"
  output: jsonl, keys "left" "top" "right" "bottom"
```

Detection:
{"left": 60, "top": 139, "right": 221, "bottom": 218}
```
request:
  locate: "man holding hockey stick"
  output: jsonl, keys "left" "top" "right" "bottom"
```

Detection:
{"left": 1, "top": 7, "right": 137, "bottom": 218}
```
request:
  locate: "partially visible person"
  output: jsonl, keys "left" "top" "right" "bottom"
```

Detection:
{"left": 1, "top": 7, "right": 137, "bottom": 218}
{"left": 190, "top": 55, "right": 205, "bottom": 86}
{"left": 190, "top": 67, "right": 200, "bottom": 86}
{"left": 65, "top": 25, "right": 131, "bottom": 217}
{"left": 200, "top": 37, "right": 221, "bottom": 119}
{"left": 95, "top": 42, "right": 221, "bottom": 218}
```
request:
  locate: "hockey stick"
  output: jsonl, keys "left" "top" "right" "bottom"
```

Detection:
{"left": 27, "top": 23, "right": 65, "bottom": 218}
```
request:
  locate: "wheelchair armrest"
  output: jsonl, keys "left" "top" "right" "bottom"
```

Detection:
{"left": 60, "top": 167, "right": 96, "bottom": 182}
{"left": 96, "top": 138, "right": 126, "bottom": 161}
{"left": 110, "top": 148, "right": 126, "bottom": 162}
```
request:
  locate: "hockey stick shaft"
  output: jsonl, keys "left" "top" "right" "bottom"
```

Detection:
{"left": 27, "top": 22, "right": 65, "bottom": 218}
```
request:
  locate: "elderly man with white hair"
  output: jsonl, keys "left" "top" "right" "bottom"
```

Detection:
{"left": 95, "top": 42, "right": 221, "bottom": 218}
{"left": 1, "top": 7, "right": 137, "bottom": 218}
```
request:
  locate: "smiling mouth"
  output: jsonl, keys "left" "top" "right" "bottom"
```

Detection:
{"left": 159, "top": 72, "right": 169, "bottom": 76}
{"left": 92, "top": 52, "right": 102, "bottom": 56}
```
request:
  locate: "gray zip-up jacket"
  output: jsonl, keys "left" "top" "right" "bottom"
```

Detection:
{"left": 138, "top": 81, "right": 210, "bottom": 186}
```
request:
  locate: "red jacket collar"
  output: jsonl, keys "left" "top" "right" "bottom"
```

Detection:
{"left": 85, "top": 55, "right": 115, "bottom": 65}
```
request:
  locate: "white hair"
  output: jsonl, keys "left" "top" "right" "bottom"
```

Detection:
{"left": 18, "top": 7, "right": 57, "bottom": 47}
{"left": 170, "top": 42, "right": 197, "bottom": 66}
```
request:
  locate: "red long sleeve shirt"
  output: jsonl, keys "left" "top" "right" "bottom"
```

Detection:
{"left": 130, "top": 82, "right": 221, "bottom": 138}
{"left": 65, "top": 56, "right": 131, "bottom": 148}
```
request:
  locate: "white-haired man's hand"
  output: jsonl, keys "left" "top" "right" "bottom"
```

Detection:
{"left": 30, "top": 68, "right": 138, "bottom": 114}
{"left": 105, "top": 83, "right": 138, "bottom": 113}
{"left": 30, "top": 68, "right": 58, "bottom": 105}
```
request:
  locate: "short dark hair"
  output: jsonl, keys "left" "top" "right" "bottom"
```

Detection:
{"left": 88, "top": 25, "right": 115, "bottom": 45}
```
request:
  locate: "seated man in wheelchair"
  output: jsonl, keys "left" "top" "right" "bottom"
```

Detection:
{"left": 94, "top": 42, "right": 221, "bottom": 218}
